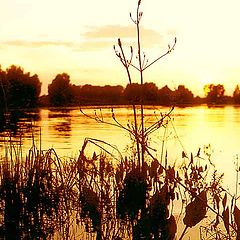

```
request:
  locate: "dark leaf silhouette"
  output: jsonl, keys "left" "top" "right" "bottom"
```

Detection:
{"left": 196, "top": 148, "right": 201, "bottom": 157}
{"left": 234, "top": 205, "right": 240, "bottom": 229}
{"left": 150, "top": 159, "right": 159, "bottom": 178}
{"left": 80, "top": 187, "right": 100, "bottom": 231}
{"left": 234, "top": 206, "right": 240, "bottom": 239}
{"left": 222, "top": 206, "right": 229, "bottom": 234}
{"left": 183, "top": 190, "right": 207, "bottom": 228}
{"left": 182, "top": 151, "right": 187, "bottom": 158}
{"left": 163, "top": 215, "right": 177, "bottom": 240}
{"left": 133, "top": 186, "right": 177, "bottom": 240}
{"left": 222, "top": 193, "right": 227, "bottom": 209}
{"left": 116, "top": 169, "right": 147, "bottom": 221}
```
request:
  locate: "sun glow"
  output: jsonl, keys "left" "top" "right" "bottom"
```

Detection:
{"left": 198, "top": 72, "right": 215, "bottom": 86}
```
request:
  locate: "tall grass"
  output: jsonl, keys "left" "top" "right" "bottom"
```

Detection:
{"left": 0, "top": 132, "right": 239, "bottom": 239}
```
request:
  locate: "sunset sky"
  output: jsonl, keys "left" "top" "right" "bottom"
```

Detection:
{"left": 1, "top": 0, "right": 240, "bottom": 96}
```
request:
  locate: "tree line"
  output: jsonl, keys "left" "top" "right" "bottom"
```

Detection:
{"left": 43, "top": 73, "right": 240, "bottom": 106}
{"left": 42, "top": 73, "right": 197, "bottom": 106}
{"left": 1, "top": 65, "right": 240, "bottom": 109}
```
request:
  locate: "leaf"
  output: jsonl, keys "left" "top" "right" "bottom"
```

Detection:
{"left": 182, "top": 151, "right": 187, "bottom": 158}
{"left": 164, "top": 215, "right": 177, "bottom": 240}
{"left": 142, "top": 162, "right": 149, "bottom": 178}
{"left": 92, "top": 152, "right": 97, "bottom": 161}
{"left": 167, "top": 167, "right": 175, "bottom": 183}
{"left": 150, "top": 159, "right": 159, "bottom": 178}
{"left": 222, "top": 206, "right": 229, "bottom": 234}
{"left": 234, "top": 205, "right": 240, "bottom": 229}
{"left": 196, "top": 148, "right": 201, "bottom": 157}
{"left": 118, "top": 38, "right": 122, "bottom": 47}
{"left": 158, "top": 164, "right": 164, "bottom": 175}
{"left": 176, "top": 192, "right": 179, "bottom": 200}
{"left": 214, "top": 195, "right": 220, "bottom": 211}
{"left": 190, "top": 153, "right": 193, "bottom": 164}
{"left": 222, "top": 193, "right": 227, "bottom": 210}
{"left": 115, "top": 169, "right": 123, "bottom": 186}
{"left": 198, "top": 166, "right": 203, "bottom": 173}
{"left": 183, "top": 191, "right": 207, "bottom": 228}
{"left": 234, "top": 206, "right": 240, "bottom": 240}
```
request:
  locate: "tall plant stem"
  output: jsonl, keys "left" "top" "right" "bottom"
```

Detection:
{"left": 136, "top": 2, "right": 145, "bottom": 168}
{"left": 126, "top": 69, "right": 141, "bottom": 168}
{"left": 116, "top": 35, "right": 141, "bottom": 168}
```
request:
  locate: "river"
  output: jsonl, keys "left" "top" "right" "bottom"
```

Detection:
{"left": 1, "top": 105, "right": 240, "bottom": 191}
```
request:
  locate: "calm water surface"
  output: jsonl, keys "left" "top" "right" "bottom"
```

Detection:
{"left": 1, "top": 105, "right": 240, "bottom": 190}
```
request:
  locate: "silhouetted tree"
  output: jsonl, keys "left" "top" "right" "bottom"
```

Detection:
{"left": 0, "top": 66, "right": 7, "bottom": 112}
{"left": 0, "top": 67, "right": 7, "bottom": 130}
{"left": 158, "top": 85, "right": 174, "bottom": 105}
{"left": 204, "top": 84, "right": 225, "bottom": 104}
{"left": 78, "top": 85, "right": 101, "bottom": 104}
{"left": 71, "top": 84, "right": 82, "bottom": 103}
{"left": 48, "top": 73, "right": 73, "bottom": 106}
{"left": 233, "top": 85, "right": 240, "bottom": 104}
{"left": 123, "top": 82, "right": 159, "bottom": 104}
{"left": 5, "top": 65, "right": 41, "bottom": 108}
{"left": 173, "top": 85, "right": 194, "bottom": 104}
{"left": 100, "top": 85, "right": 124, "bottom": 103}
{"left": 123, "top": 83, "right": 142, "bottom": 103}
{"left": 78, "top": 84, "right": 123, "bottom": 104}
{"left": 142, "top": 83, "right": 159, "bottom": 103}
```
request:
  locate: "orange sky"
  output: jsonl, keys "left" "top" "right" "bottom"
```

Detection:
{"left": 1, "top": 0, "right": 240, "bottom": 96}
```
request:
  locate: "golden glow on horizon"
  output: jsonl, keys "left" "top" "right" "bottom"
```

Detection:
{"left": 1, "top": 0, "right": 240, "bottom": 96}
{"left": 198, "top": 73, "right": 215, "bottom": 87}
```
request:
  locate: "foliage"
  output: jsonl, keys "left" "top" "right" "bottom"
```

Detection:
{"left": 233, "top": 85, "right": 240, "bottom": 104}
{"left": 0, "top": 144, "right": 62, "bottom": 239}
{"left": 117, "top": 168, "right": 147, "bottom": 221}
{"left": 204, "top": 84, "right": 225, "bottom": 104}
{"left": 0, "top": 65, "right": 41, "bottom": 109}
{"left": 48, "top": 73, "right": 73, "bottom": 106}
{"left": 173, "top": 85, "right": 194, "bottom": 104}
{"left": 78, "top": 84, "right": 124, "bottom": 104}
{"left": 183, "top": 190, "right": 207, "bottom": 228}
{"left": 0, "top": 133, "right": 239, "bottom": 239}
{"left": 123, "top": 82, "right": 159, "bottom": 104}
{"left": 158, "top": 85, "right": 174, "bottom": 105}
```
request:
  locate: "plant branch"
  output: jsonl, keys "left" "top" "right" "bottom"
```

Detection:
{"left": 80, "top": 108, "right": 133, "bottom": 136}
{"left": 143, "top": 37, "right": 177, "bottom": 71}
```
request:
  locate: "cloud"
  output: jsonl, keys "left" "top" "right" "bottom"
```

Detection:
{"left": 0, "top": 40, "right": 77, "bottom": 48}
{"left": 82, "top": 25, "right": 164, "bottom": 49}
{"left": 0, "top": 39, "right": 115, "bottom": 52}
{"left": 84, "top": 25, "right": 136, "bottom": 39}
{"left": 0, "top": 25, "right": 169, "bottom": 52}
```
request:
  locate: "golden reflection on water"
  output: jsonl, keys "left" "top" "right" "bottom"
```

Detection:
{"left": 1, "top": 105, "right": 240, "bottom": 191}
